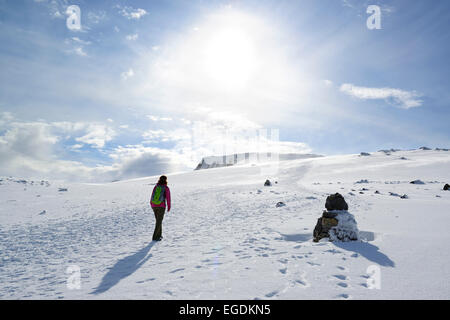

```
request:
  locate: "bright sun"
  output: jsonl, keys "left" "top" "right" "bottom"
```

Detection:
{"left": 202, "top": 16, "right": 259, "bottom": 91}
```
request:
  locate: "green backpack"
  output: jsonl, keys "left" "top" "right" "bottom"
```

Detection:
{"left": 151, "top": 185, "right": 166, "bottom": 205}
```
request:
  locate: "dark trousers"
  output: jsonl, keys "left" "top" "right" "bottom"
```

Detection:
{"left": 152, "top": 207, "right": 165, "bottom": 240}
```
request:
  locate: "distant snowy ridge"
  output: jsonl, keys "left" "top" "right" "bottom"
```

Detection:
{"left": 194, "top": 153, "right": 322, "bottom": 170}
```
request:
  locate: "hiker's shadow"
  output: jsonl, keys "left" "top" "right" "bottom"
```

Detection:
{"left": 91, "top": 242, "right": 155, "bottom": 295}
{"left": 333, "top": 241, "right": 395, "bottom": 267}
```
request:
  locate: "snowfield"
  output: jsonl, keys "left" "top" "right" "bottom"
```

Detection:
{"left": 1, "top": 149, "right": 450, "bottom": 300}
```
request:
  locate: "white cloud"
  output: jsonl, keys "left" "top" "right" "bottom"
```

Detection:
{"left": 147, "top": 115, "right": 172, "bottom": 121}
{"left": 0, "top": 111, "right": 14, "bottom": 126}
{"left": 0, "top": 111, "right": 313, "bottom": 182}
{"left": 0, "top": 116, "right": 120, "bottom": 181}
{"left": 117, "top": 6, "right": 148, "bottom": 20}
{"left": 34, "top": 0, "right": 68, "bottom": 20}
{"left": 87, "top": 11, "right": 106, "bottom": 24}
{"left": 121, "top": 68, "right": 135, "bottom": 80}
{"left": 340, "top": 83, "right": 423, "bottom": 109}
{"left": 73, "top": 46, "right": 87, "bottom": 56}
{"left": 71, "top": 37, "right": 91, "bottom": 45}
{"left": 107, "top": 145, "right": 190, "bottom": 180}
{"left": 0, "top": 122, "right": 58, "bottom": 161}
{"left": 126, "top": 34, "right": 139, "bottom": 41}
{"left": 74, "top": 124, "right": 115, "bottom": 148}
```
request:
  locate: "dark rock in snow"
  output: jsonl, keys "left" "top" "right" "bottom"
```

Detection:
{"left": 325, "top": 193, "right": 348, "bottom": 211}
{"left": 264, "top": 180, "right": 272, "bottom": 187}
{"left": 444, "top": 184, "right": 450, "bottom": 191}
{"left": 400, "top": 194, "right": 409, "bottom": 199}
{"left": 58, "top": 188, "right": 68, "bottom": 192}
{"left": 375, "top": 190, "right": 381, "bottom": 194}
{"left": 276, "top": 202, "right": 286, "bottom": 208}
{"left": 419, "top": 147, "right": 431, "bottom": 150}
{"left": 39, "top": 210, "right": 46, "bottom": 215}
{"left": 313, "top": 194, "right": 359, "bottom": 243}
{"left": 360, "top": 152, "right": 370, "bottom": 156}
{"left": 410, "top": 180, "right": 425, "bottom": 185}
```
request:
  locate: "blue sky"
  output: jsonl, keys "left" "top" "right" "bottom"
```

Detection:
{"left": 0, "top": 0, "right": 449, "bottom": 181}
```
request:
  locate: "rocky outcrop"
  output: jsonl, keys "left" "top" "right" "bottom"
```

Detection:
{"left": 444, "top": 184, "right": 450, "bottom": 191}
{"left": 313, "top": 193, "right": 359, "bottom": 242}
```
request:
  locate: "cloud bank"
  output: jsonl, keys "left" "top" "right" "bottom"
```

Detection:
{"left": 340, "top": 83, "right": 423, "bottom": 109}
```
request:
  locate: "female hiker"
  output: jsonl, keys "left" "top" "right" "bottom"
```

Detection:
{"left": 150, "top": 175, "right": 171, "bottom": 241}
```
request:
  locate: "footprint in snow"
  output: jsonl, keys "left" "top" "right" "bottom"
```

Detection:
{"left": 307, "top": 261, "right": 321, "bottom": 267}
{"left": 333, "top": 274, "right": 348, "bottom": 281}
{"left": 170, "top": 268, "right": 185, "bottom": 273}
{"left": 295, "top": 279, "right": 308, "bottom": 287}
{"left": 265, "top": 291, "right": 278, "bottom": 298}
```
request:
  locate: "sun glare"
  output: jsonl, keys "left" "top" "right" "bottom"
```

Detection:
{"left": 204, "top": 26, "right": 257, "bottom": 90}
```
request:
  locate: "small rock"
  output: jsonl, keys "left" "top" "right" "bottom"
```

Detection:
{"left": 410, "top": 180, "right": 425, "bottom": 185}
{"left": 400, "top": 194, "right": 408, "bottom": 199}
{"left": 58, "top": 188, "right": 68, "bottom": 192}
{"left": 360, "top": 152, "right": 370, "bottom": 156}
{"left": 325, "top": 193, "right": 348, "bottom": 211}
{"left": 264, "top": 180, "right": 272, "bottom": 187}
{"left": 276, "top": 202, "right": 286, "bottom": 208}
{"left": 375, "top": 190, "right": 380, "bottom": 194}
{"left": 444, "top": 184, "right": 450, "bottom": 191}
{"left": 355, "top": 179, "right": 369, "bottom": 184}
{"left": 39, "top": 210, "right": 46, "bottom": 215}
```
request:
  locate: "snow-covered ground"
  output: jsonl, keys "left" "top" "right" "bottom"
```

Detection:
{"left": 1, "top": 149, "right": 449, "bottom": 300}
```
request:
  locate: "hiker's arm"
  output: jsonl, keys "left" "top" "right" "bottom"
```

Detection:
{"left": 166, "top": 187, "right": 171, "bottom": 212}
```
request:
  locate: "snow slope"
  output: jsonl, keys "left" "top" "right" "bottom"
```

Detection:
{"left": 1, "top": 149, "right": 450, "bottom": 299}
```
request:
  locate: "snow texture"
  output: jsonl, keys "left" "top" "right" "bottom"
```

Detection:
{"left": 0, "top": 148, "right": 450, "bottom": 299}
{"left": 328, "top": 211, "right": 360, "bottom": 242}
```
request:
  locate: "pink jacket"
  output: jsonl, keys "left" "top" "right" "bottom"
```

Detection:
{"left": 150, "top": 185, "right": 171, "bottom": 211}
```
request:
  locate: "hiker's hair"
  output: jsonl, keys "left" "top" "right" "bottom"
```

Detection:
{"left": 157, "top": 175, "right": 167, "bottom": 185}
